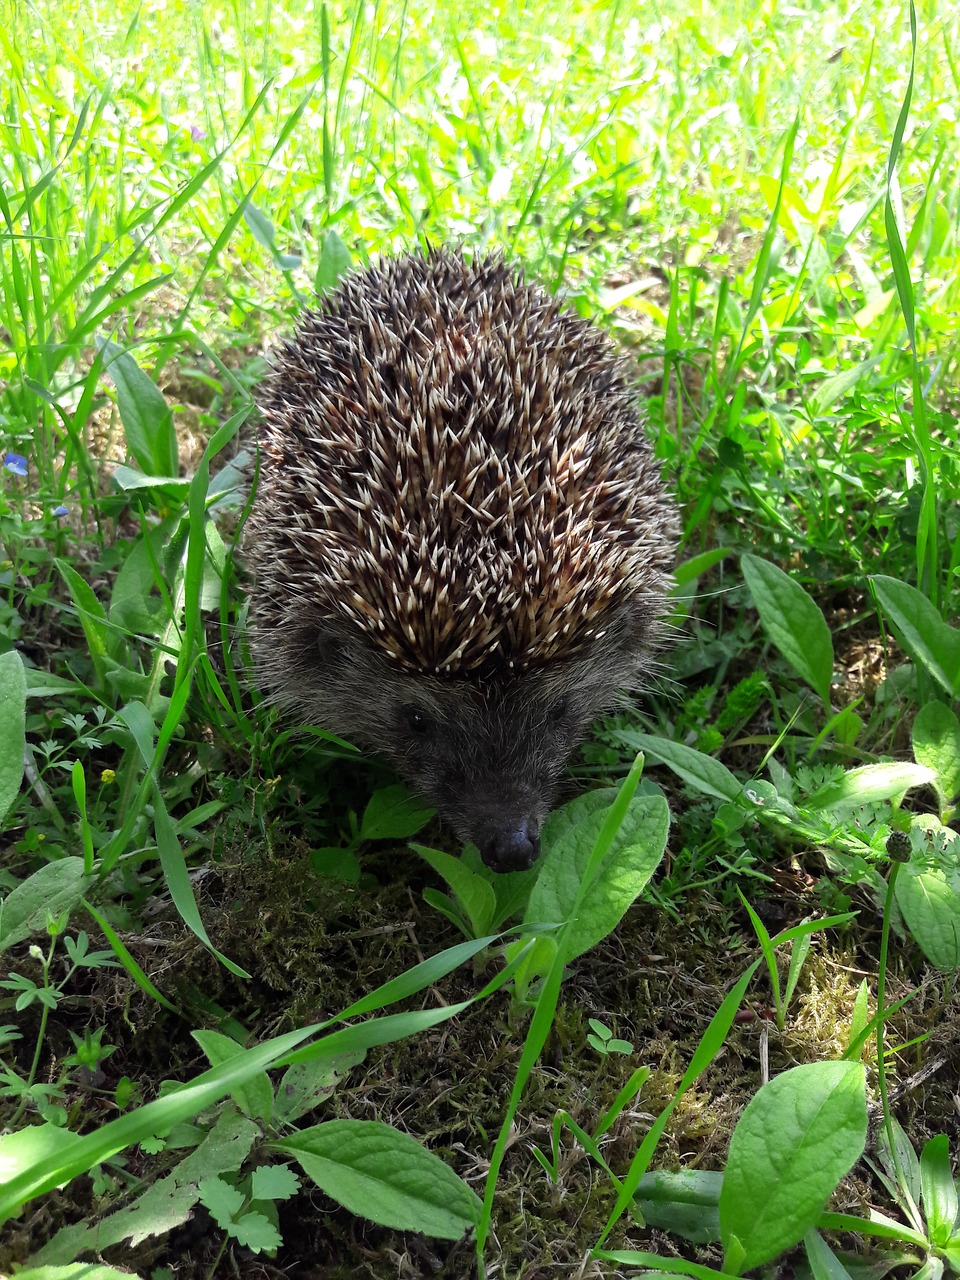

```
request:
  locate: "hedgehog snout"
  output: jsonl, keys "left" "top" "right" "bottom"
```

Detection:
{"left": 477, "top": 818, "right": 542, "bottom": 873}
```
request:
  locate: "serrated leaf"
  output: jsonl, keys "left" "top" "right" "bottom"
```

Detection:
{"left": 0, "top": 858, "right": 89, "bottom": 952}
{"left": 719, "top": 1062, "right": 868, "bottom": 1273}
{"left": 275, "top": 1118, "right": 480, "bottom": 1240}
{"left": 112, "top": 1110, "right": 258, "bottom": 1249}
{"left": 873, "top": 576, "right": 960, "bottom": 696}
{"left": 32, "top": 1110, "right": 259, "bottom": 1262}
{"left": 198, "top": 1175, "right": 245, "bottom": 1227}
{"left": 3, "top": 1029, "right": 300, "bottom": 1230}
{"left": 742, "top": 554, "right": 833, "bottom": 706}
{"left": 98, "top": 338, "right": 177, "bottom": 478}
{"left": 230, "top": 1210, "right": 282, "bottom": 1253}
{"left": 250, "top": 1163, "right": 300, "bottom": 1202}
{"left": 360, "top": 784, "right": 435, "bottom": 841}
{"left": 0, "top": 649, "right": 26, "bottom": 827}
{"left": 805, "top": 761, "right": 935, "bottom": 811}
{"left": 525, "top": 790, "right": 669, "bottom": 963}
{"left": 913, "top": 702, "right": 960, "bottom": 809}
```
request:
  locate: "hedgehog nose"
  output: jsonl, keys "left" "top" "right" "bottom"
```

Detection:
{"left": 479, "top": 821, "right": 541, "bottom": 872}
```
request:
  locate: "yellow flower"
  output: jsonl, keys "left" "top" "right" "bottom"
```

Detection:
{"left": 101, "top": 768, "right": 117, "bottom": 784}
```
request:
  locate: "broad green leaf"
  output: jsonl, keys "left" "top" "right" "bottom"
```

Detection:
{"left": 634, "top": 1169, "right": 723, "bottom": 1244}
{"left": 109, "top": 523, "right": 172, "bottom": 636}
{"left": 414, "top": 845, "right": 497, "bottom": 937}
{"left": 193, "top": 1030, "right": 274, "bottom": 1123}
{"left": 56, "top": 560, "right": 122, "bottom": 677}
{"left": 0, "top": 858, "right": 89, "bottom": 952}
{"left": 117, "top": 700, "right": 158, "bottom": 765}
{"left": 276, "top": 1119, "right": 481, "bottom": 1240}
{"left": 912, "top": 702, "right": 960, "bottom": 809}
{"left": 274, "top": 1053, "right": 364, "bottom": 1126}
{"left": 525, "top": 791, "right": 668, "bottom": 963}
{"left": 673, "top": 547, "right": 731, "bottom": 591}
{"left": 805, "top": 761, "right": 934, "bottom": 811}
{"left": 895, "top": 863, "right": 960, "bottom": 971}
{"left": 846, "top": 981, "right": 870, "bottom": 1054}
{"left": 876, "top": 1112, "right": 922, "bottom": 1210}
{"left": 719, "top": 1061, "right": 868, "bottom": 1273}
{"left": 617, "top": 732, "right": 741, "bottom": 803}
{"left": 808, "top": 356, "right": 881, "bottom": 415}
{"left": 316, "top": 229, "right": 353, "bottom": 294}
{"left": 919, "top": 1134, "right": 958, "bottom": 1247}
{"left": 110, "top": 463, "right": 188, "bottom": 492}
{"left": 98, "top": 338, "right": 178, "bottom": 478}
{"left": 0, "top": 649, "right": 26, "bottom": 827}
{"left": 742, "top": 555, "right": 833, "bottom": 706}
{"left": 873, "top": 576, "right": 960, "bottom": 696}
{"left": 243, "top": 201, "right": 278, "bottom": 250}
{"left": 360, "top": 784, "right": 435, "bottom": 840}
{"left": 460, "top": 844, "right": 539, "bottom": 924}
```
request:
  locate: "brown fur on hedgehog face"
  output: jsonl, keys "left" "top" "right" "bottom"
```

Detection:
{"left": 246, "top": 248, "right": 678, "bottom": 871}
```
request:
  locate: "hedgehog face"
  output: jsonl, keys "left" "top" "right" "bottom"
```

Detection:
{"left": 257, "top": 610, "right": 650, "bottom": 872}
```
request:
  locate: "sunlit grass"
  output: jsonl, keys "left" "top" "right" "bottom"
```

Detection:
{"left": 2, "top": 0, "right": 957, "bottom": 576}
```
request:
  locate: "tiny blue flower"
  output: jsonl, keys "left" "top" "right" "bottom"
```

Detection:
{"left": 53, "top": 505, "right": 69, "bottom": 518}
{"left": 190, "top": 125, "right": 207, "bottom": 141}
{"left": 3, "top": 452, "right": 28, "bottom": 477}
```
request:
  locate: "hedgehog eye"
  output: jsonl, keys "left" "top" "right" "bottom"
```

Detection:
{"left": 317, "top": 634, "right": 347, "bottom": 668}
{"left": 402, "top": 705, "right": 433, "bottom": 735}
{"left": 548, "top": 696, "right": 569, "bottom": 724}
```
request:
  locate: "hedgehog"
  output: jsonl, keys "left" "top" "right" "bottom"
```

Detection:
{"left": 245, "top": 247, "right": 679, "bottom": 872}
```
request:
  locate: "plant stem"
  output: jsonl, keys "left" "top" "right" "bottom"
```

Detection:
{"left": 9, "top": 937, "right": 58, "bottom": 1127}
{"left": 875, "top": 861, "right": 920, "bottom": 1224}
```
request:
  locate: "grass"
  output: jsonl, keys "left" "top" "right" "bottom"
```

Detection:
{"left": 1, "top": 0, "right": 959, "bottom": 1275}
